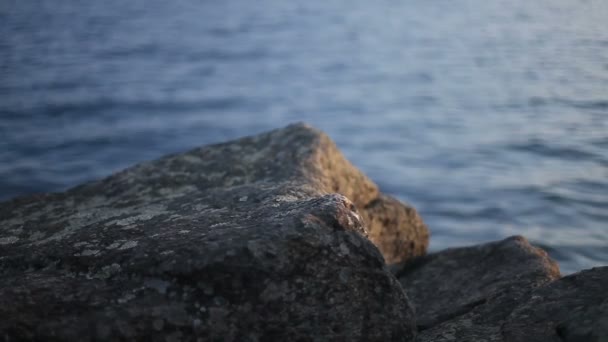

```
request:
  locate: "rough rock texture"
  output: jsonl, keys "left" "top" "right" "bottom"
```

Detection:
{"left": 395, "top": 236, "right": 560, "bottom": 334}
{"left": 0, "top": 123, "right": 425, "bottom": 341}
{"left": 360, "top": 194, "right": 427, "bottom": 264}
{"left": 504, "top": 266, "right": 608, "bottom": 342}
{"left": 394, "top": 236, "right": 608, "bottom": 341}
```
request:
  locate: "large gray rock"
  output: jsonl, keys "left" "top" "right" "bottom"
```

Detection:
{"left": 0, "top": 123, "right": 424, "bottom": 341}
{"left": 394, "top": 236, "right": 607, "bottom": 341}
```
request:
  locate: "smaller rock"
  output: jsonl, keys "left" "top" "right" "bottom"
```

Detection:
{"left": 504, "top": 266, "right": 608, "bottom": 342}
{"left": 393, "top": 236, "right": 560, "bottom": 341}
{"left": 361, "top": 194, "right": 429, "bottom": 264}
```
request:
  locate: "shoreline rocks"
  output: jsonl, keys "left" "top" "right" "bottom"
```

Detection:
{"left": 394, "top": 236, "right": 561, "bottom": 330}
{"left": 394, "top": 239, "right": 607, "bottom": 342}
{"left": 0, "top": 123, "right": 605, "bottom": 341}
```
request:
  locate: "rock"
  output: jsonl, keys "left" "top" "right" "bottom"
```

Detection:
{"left": 0, "top": 123, "right": 423, "bottom": 341}
{"left": 394, "top": 236, "right": 561, "bottom": 341}
{"left": 395, "top": 237, "right": 608, "bottom": 341}
{"left": 503, "top": 266, "right": 608, "bottom": 342}
{"left": 361, "top": 194, "right": 428, "bottom": 264}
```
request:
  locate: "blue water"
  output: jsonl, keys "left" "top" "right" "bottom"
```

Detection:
{"left": 1, "top": 0, "right": 607, "bottom": 273}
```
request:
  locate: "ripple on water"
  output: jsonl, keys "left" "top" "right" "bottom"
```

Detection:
{"left": 1, "top": 0, "right": 607, "bottom": 273}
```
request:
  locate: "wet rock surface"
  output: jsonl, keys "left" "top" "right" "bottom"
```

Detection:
{"left": 394, "top": 237, "right": 607, "bottom": 342}
{"left": 0, "top": 123, "right": 423, "bottom": 341}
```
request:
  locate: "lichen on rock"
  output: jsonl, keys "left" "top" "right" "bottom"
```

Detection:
{"left": 0, "top": 123, "right": 425, "bottom": 341}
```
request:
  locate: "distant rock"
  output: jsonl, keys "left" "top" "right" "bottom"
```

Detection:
{"left": 0, "top": 123, "right": 425, "bottom": 341}
{"left": 360, "top": 193, "right": 428, "bottom": 264}
{"left": 394, "top": 236, "right": 607, "bottom": 341}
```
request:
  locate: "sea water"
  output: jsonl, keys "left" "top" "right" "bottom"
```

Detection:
{"left": 1, "top": 0, "right": 607, "bottom": 273}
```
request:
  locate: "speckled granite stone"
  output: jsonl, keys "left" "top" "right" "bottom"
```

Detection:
{"left": 0, "top": 123, "right": 425, "bottom": 341}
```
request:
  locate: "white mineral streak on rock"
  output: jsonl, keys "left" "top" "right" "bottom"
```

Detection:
{"left": 180, "top": 154, "right": 203, "bottom": 164}
{"left": 0, "top": 236, "right": 18, "bottom": 245}
{"left": 158, "top": 185, "right": 197, "bottom": 199}
{"left": 80, "top": 249, "right": 100, "bottom": 256}
{"left": 118, "top": 241, "right": 138, "bottom": 250}
{"left": 274, "top": 195, "right": 299, "bottom": 204}
{"left": 106, "top": 241, "right": 122, "bottom": 249}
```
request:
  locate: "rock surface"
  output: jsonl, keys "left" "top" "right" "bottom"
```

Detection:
{"left": 504, "top": 266, "right": 608, "bottom": 342}
{"left": 360, "top": 194, "right": 428, "bottom": 264}
{"left": 394, "top": 236, "right": 607, "bottom": 341}
{"left": 0, "top": 123, "right": 425, "bottom": 341}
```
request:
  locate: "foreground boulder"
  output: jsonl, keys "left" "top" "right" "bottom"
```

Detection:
{"left": 0, "top": 123, "right": 425, "bottom": 341}
{"left": 394, "top": 236, "right": 607, "bottom": 341}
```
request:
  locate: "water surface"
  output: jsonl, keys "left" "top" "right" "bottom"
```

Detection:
{"left": 2, "top": 0, "right": 607, "bottom": 273}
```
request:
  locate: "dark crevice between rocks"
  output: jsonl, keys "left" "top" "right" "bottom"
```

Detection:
{"left": 556, "top": 323, "right": 567, "bottom": 342}
{"left": 390, "top": 254, "right": 436, "bottom": 279}
{"left": 417, "top": 297, "right": 488, "bottom": 332}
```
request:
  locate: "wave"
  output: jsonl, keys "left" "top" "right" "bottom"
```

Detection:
{"left": 506, "top": 138, "right": 600, "bottom": 161}
{"left": 556, "top": 98, "right": 608, "bottom": 111}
